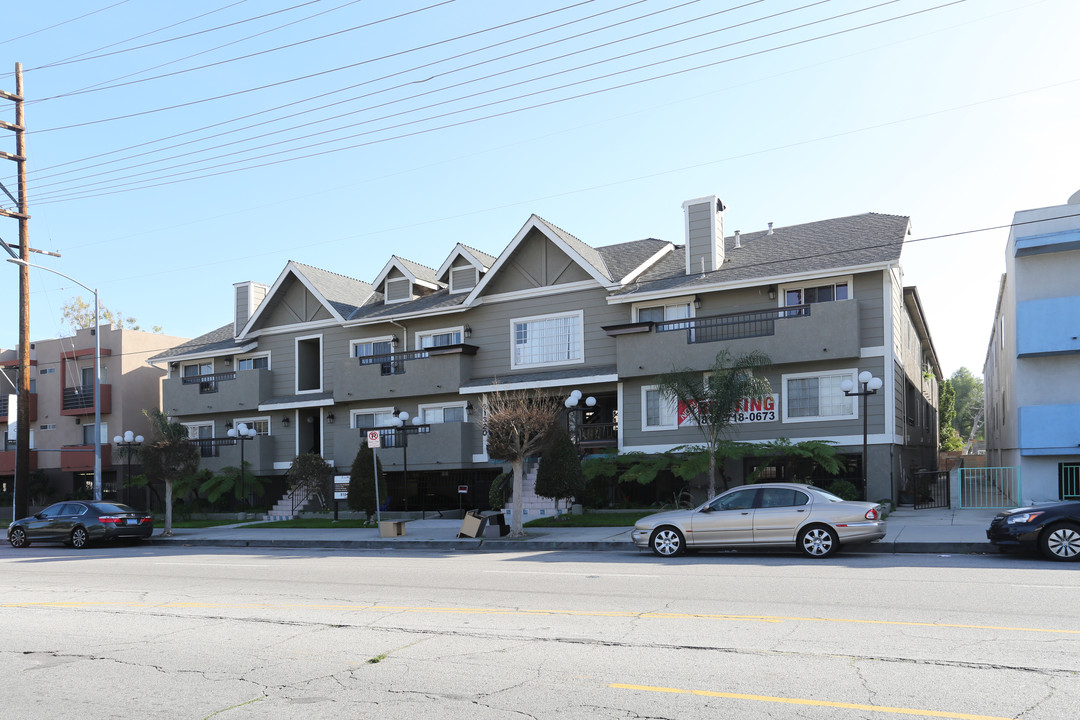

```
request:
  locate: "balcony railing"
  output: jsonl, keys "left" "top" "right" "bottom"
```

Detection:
{"left": 181, "top": 371, "right": 237, "bottom": 394}
{"left": 188, "top": 436, "right": 238, "bottom": 458}
{"left": 358, "top": 349, "right": 428, "bottom": 376}
{"left": 655, "top": 304, "right": 811, "bottom": 344}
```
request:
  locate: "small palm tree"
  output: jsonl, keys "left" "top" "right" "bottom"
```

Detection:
{"left": 139, "top": 409, "right": 200, "bottom": 536}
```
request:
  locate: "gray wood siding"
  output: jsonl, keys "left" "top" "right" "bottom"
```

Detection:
{"left": 451, "top": 266, "right": 477, "bottom": 291}
{"left": 234, "top": 285, "right": 249, "bottom": 334}
{"left": 686, "top": 202, "right": 714, "bottom": 273}
{"left": 854, "top": 271, "right": 886, "bottom": 348}
{"left": 464, "top": 286, "right": 623, "bottom": 382}
{"left": 256, "top": 279, "right": 333, "bottom": 330}
{"left": 483, "top": 230, "right": 592, "bottom": 295}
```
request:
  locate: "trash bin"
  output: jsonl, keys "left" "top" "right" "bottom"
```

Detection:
{"left": 457, "top": 510, "right": 486, "bottom": 538}
{"left": 482, "top": 512, "right": 509, "bottom": 537}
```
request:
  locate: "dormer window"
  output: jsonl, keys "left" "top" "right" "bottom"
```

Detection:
{"left": 450, "top": 266, "right": 478, "bottom": 294}
{"left": 385, "top": 277, "right": 411, "bottom": 304}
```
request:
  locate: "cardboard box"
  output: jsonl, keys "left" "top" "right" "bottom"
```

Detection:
{"left": 379, "top": 520, "right": 406, "bottom": 538}
{"left": 457, "top": 511, "right": 485, "bottom": 538}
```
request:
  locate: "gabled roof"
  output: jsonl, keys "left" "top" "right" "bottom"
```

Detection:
{"left": 148, "top": 324, "right": 257, "bottom": 365}
{"left": 612, "top": 213, "right": 910, "bottom": 300}
{"left": 372, "top": 255, "right": 442, "bottom": 291}
{"left": 346, "top": 285, "right": 469, "bottom": 324}
{"left": 238, "top": 261, "right": 374, "bottom": 338}
{"left": 596, "top": 238, "right": 674, "bottom": 284}
{"left": 463, "top": 215, "right": 619, "bottom": 304}
{"left": 436, "top": 243, "right": 497, "bottom": 281}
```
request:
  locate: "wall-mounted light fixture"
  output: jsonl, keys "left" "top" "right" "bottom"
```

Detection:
{"left": 767, "top": 285, "right": 777, "bottom": 300}
{"left": 224, "top": 357, "right": 232, "bottom": 367}
{"left": 464, "top": 324, "right": 472, "bottom": 338}
{"left": 390, "top": 334, "right": 399, "bottom": 348}
{"left": 281, "top": 416, "right": 290, "bottom": 428}
{"left": 326, "top": 412, "right": 335, "bottom": 424}
{"left": 693, "top": 296, "right": 702, "bottom": 310}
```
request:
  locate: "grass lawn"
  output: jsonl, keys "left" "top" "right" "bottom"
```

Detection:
{"left": 523, "top": 511, "right": 654, "bottom": 528}
{"left": 156, "top": 519, "right": 254, "bottom": 529}
{"left": 242, "top": 518, "right": 377, "bottom": 529}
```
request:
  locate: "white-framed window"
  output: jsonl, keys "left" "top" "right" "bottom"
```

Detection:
{"left": 351, "top": 336, "right": 395, "bottom": 358}
{"left": 780, "top": 276, "right": 852, "bottom": 309}
{"left": 183, "top": 422, "right": 214, "bottom": 440}
{"left": 232, "top": 417, "right": 270, "bottom": 436}
{"left": 418, "top": 401, "right": 468, "bottom": 424}
{"left": 416, "top": 326, "right": 464, "bottom": 350}
{"left": 183, "top": 362, "right": 213, "bottom": 378}
{"left": 39, "top": 367, "right": 55, "bottom": 375}
{"left": 352, "top": 407, "right": 396, "bottom": 429}
{"left": 295, "top": 334, "right": 322, "bottom": 393}
{"left": 641, "top": 385, "right": 678, "bottom": 431}
{"left": 81, "top": 422, "right": 108, "bottom": 446}
{"left": 634, "top": 297, "right": 693, "bottom": 324}
{"left": 236, "top": 353, "right": 269, "bottom": 371}
{"left": 511, "top": 310, "right": 584, "bottom": 369}
{"left": 782, "top": 369, "right": 857, "bottom": 422}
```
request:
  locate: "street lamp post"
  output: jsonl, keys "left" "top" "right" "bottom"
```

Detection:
{"left": 227, "top": 422, "right": 258, "bottom": 508}
{"left": 841, "top": 371, "right": 883, "bottom": 498}
{"left": 564, "top": 389, "right": 596, "bottom": 449}
{"left": 7, "top": 258, "right": 102, "bottom": 500}
{"left": 113, "top": 430, "right": 144, "bottom": 507}
{"left": 390, "top": 411, "right": 430, "bottom": 518}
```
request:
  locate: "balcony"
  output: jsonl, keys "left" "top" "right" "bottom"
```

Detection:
{"left": 607, "top": 301, "right": 860, "bottom": 377}
{"left": 188, "top": 435, "right": 274, "bottom": 473}
{"left": 371, "top": 421, "right": 473, "bottom": 471}
{"left": 163, "top": 369, "right": 272, "bottom": 417}
{"left": 0, "top": 448, "right": 38, "bottom": 473}
{"left": 0, "top": 392, "right": 37, "bottom": 423}
{"left": 60, "top": 443, "right": 113, "bottom": 472}
{"left": 60, "top": 384, "right": 112, "bottom": 416}
{"left": 334, "top": 344, "right": 478, "bottom": 402}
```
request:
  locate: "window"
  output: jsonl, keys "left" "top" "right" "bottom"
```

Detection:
{"left": 81, "top": 422, "right": 107, "bottom": 446}
{"left": 642, "top": 386, "right": 678, "bottom": 430}
{"left": 708, "top": 488, "right": 758, "bottom": 511}
{"left": 781, "top": 277, "right": 850, "bottom": 313}
{"left": 636, "top": 301, "right": 691, "bottom": 324}
{"left": 352, "top": 408, "right": 395, "bottom": 429}
{"left": 39, "top": 367, "right": 55, "bottom": 375}
{"left": 237, "top": 354, "right": 269, "bottom": 371}
{"left": 295, "top": 335, "right": 322, "bottom": 393}
{"left": 232, "top": 417, "right": 269, "bottom": 436}
{"left": 353, "top": 338, "right": 395, "bottom": 358}
{"left": 183, "top": 362, "right": 213, "bottom": 378}
{"left": 184, "top": 422, "right": 216, "bottom": 457}
{"left": 783, "top": 370, "right": 856, "bottom": 422}
{"left": 419, "top": 402, "right": 467, "bottom": 424}
{"left": 511, "top": 310, "right": 583, "bottom": 369}
{"left": 760, "top": 488, "right": 809, "bottom": 508}
{"left": 417, "top": 328, "right": 463, "bottom": 349}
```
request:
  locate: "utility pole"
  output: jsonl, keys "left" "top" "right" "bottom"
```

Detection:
{"left": 1, "top": 63, "right": 31, "bottom": 521}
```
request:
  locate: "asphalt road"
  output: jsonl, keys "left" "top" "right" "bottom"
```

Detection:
{"left": 2, "top": 543, "right": 1078, "bottom": 719}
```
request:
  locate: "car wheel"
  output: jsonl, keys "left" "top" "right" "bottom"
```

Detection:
{"left": 1039, "top": 522, "right": 1080, "bottom": 562}
{"left": 70, "top": 526, "right": 90, "bottom": 549}
{"left": 9, "top": 527, "right": 30, "bottom": 548}
{"left": 798, "top": 525, "right": 839, "bottom": 558}
{"left": 650, "top": 526, "right": 685, "bottom": 557}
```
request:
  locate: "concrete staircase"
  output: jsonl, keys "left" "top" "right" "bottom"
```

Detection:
{"left": 264, "top": 487, "right": 317, "bottom": 521}
{"left": 502, "top": 462, "right": 564, "bottom": 523}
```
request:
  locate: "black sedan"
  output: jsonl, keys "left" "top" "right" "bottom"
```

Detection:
{"left": 986, "top": 501, "right": 1080, "bottom": 561}
{"left": 8, "top": 501, "right": 154, "bottom": 549}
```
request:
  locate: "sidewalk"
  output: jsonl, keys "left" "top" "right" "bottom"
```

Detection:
{"left": 150, "top": 507, "right": 1002, "bottom": 555}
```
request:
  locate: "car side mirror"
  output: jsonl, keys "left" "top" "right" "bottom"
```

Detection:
{"left": 34, "top": 513, "right": 44, "bottom": 519}
{"left": 699, "top": 506, "right": 713, "bottom": 513}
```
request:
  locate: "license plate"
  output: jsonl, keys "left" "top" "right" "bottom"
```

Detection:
{"left": 125, "top": 518, "right": 137, "bottom": 525}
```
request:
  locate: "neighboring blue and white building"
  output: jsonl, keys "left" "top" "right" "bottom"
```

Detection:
{"left": 984, "top": 191, "right": 1080, "bottom": 503}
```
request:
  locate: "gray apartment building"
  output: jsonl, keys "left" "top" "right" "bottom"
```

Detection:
{"left": 150, "top": 195, "right": 941, "bottom": 515}
{"left": 1, "top": 325, "right": 190, "bottom": 502}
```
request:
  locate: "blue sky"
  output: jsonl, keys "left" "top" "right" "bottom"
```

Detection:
{"left": 1, "top": 0, "right": 1077, "bottom": 377}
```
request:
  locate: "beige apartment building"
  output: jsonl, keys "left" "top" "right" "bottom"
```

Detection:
{"left": 1, "top": 325, "right": 189, "bottom": 503}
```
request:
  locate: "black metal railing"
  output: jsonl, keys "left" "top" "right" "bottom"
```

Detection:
{"left": 181, "top": 371, "right": 237, "bottom": 394}
{"left": 290, "top": 473, "right": 324, "bottom": 515}
{"left": 655, "top": 304, "right": 810, "bottom": 344}
{"left": 62, "top": 385, "right": 96, "bottom": 410}
{"left": 375, "top": 425, "right": 431, "bottom": 448}
{"left": 187, "top": 436, "right": 238, "bottom": 458}
{"left": 574, "top": 422, "right": 618, "bottom": 448}
{"left": 0, "top": 397, "right": 7, "bottom": 415}
{"left": 358, "top": 349, "right": 430, "bottom": 376}
{"left": 913, "top": 470, "right": 950, "bottom": 509}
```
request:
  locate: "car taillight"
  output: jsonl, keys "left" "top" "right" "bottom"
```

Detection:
{"left": 98, "top": 516, "right": 122, "bottom": 524}
{"left": 140, "top": 517, "right": 153, "bottom": 524}
{"left": 864, "top": 508, "right": 880, "bottom": 520}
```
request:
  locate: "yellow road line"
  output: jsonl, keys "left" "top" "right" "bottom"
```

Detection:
{"left": 3, "top": 601, "right": 1077, "bottom": 635}
{"left": 611, "top": 683, "right": 1013, "bottom": 720}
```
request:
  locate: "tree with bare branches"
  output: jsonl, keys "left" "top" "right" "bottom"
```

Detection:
{"left": 482, "top": 387, "right": 562, "bottom": 536}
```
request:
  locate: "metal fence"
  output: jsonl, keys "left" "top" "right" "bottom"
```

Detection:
{"left": 1061, "top": 464, "right": 1080, "bottom": 500}
{"left": 913, "top": 470, "right": 950, "bottom": 509}
{"left": 959, "top": 467, "right": 1021, "bottom": 509}
{"left": 655, "top": 304, "right": 810, "bottom": 344}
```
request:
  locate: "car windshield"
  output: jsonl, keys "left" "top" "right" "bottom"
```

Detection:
{"left": 807, "top": 487, "right": 845, "bottom": 502}
{"left": 92, "top": 502, "right": 138, "bottom": 513}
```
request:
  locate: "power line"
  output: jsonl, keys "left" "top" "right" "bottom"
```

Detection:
{"left": 0, "top": 0, "right": 132, "bottom": 46}
{"left": 30, "top": 1, "right": 965, "bottom": 205}
{"left": 24, "top": 0, "right": 670, "bottom": 180}
{"left": 29, "top": 0, "right": 767, "bottom": 192}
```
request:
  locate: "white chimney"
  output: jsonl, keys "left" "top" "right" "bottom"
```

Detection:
{"left": 767, "top": 222, "right": 774, "bottom": 235}
{"left": 234, "top": 281, "right": 269, "bottom": 336}
{"left": 734, "top": 230, "right": 741, "bottom": 249}
{"left": 682, "top": 195, "right": 725, "bottom": 275}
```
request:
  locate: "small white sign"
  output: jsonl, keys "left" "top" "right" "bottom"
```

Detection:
{"left": 333, "top": 475, "right": 349, "bottom": 501}
{"left": 367, "top": 430, "right": 381, "bottom": 447}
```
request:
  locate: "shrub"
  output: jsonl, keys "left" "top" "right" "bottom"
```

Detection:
{"left": 827, "top": 479, "right": 859, "bottom": 501}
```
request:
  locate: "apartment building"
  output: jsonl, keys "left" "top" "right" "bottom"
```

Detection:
{"left": 150, "top": 196, "right": 941, "bottom": 513}
{"left": 984, "top": 192, "right": 1080, "bottom": 503}
{"left": 1, "top": 325, "right": 190, "bottom": 501}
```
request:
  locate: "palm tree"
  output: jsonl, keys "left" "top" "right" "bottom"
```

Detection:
{"left": 655, "top": 349, "right": 772, "bottom": 499}
{"left": 139, "top": 409, "right": 200, "bottom": 536}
